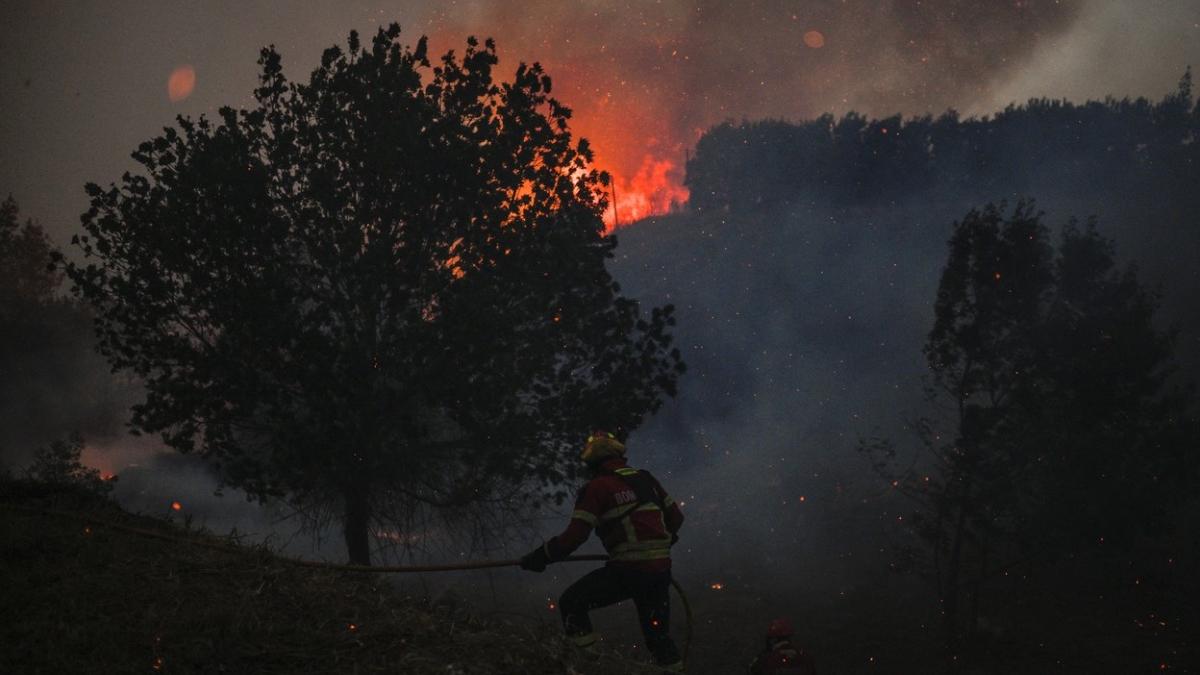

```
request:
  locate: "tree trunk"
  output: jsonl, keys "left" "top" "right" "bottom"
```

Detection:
{"left": 943, "top": 476, "right": 972, "bottom": 673}
{"left": 343, "top": 481, "right": 372, "bottom": 566}
{"left": 943, "top": 505, "right": 966, "bottom": 667}
{"left": 969, "top": 531, "right": 989, "bottom": 640}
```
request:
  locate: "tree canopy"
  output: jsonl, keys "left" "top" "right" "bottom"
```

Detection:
{"left": 686, "top": 70, "right": 1198, "bottom": 213}
{"left": 61, "top": 25, "right": 684, "bottom": 564}
{"left": 1, "top": 196, "right": 122, "bottom": 466}
{"left": 863, "top": 201, "right": 1195, "bottom": 665}
{"left": 1, "top": 196, "right": 61, "bottom": 309}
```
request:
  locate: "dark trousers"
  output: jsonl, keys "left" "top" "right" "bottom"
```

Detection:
{"left": 559, "top": 565, "right": 682, "bottom": 666}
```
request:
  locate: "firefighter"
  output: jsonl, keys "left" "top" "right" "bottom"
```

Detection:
{"left": 748, "top": 618, "right": 816, "bottom": 675}
{"left": 519, "top": 430, "right": 685, "bottom": 672}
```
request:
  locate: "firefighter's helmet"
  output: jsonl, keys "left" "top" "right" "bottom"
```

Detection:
{"left": 581, "top": 430, "right": 626, "bottom": 463}
{"left": 767, "top": 617, "right": 794, "bottom": 639}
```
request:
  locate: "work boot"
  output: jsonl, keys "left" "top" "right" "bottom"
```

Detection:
{"left": 566, "top": 631, "right": 601, "bottom": 661}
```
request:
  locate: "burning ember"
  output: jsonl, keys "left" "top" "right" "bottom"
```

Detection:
{"left": 709, "top": 582, "right": 724, "bottom": 591}
{"left": 170, "top": 501, "right": 182, "bottom": 512}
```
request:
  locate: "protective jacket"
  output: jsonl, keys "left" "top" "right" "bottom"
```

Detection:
{"left": 544, "top": 457, "right": 684, "bottom": 571}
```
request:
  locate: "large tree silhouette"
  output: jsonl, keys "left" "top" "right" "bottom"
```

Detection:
{"left": 61, "top": 25, "right": 684, "bottom": 565}
{"left": 864, "top": 202, "right": 1193, "bottom": 664}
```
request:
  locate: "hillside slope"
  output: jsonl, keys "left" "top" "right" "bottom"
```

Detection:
{"left": 0, "top": 486, "right": 660, "bottom": 675}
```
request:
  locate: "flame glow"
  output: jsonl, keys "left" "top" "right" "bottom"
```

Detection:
{"left": 603, "top": 156, "right": 689, "bottom": 230}
{"left": 418, "top": 32, "right": 696, "bottom": 231}
{"left": 560, "top": 83, "right": 694, "bottom": 230}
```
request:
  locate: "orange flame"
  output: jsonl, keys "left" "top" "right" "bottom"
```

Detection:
{"left": 565, "top": 88, "right": 693, "bottom": 231}
{"left": 603, "top": 156, "right": 689, "bottom": 230}
{"left": 419, "top": 33, "right": 693, "bottom": 232}
{"left": 170, "top": 501, "right": 183, "bottom": 511}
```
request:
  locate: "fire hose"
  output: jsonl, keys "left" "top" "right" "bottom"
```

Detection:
{"left": 4, "top": 502, "right": 693, "bottom": 667}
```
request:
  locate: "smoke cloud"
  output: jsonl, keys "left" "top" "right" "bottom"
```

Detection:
{"left": 7, "top": 1, "right": 1196, "bottom": 242}
{"left": 428, "top": 0, "right": 1088, "bottom": 219}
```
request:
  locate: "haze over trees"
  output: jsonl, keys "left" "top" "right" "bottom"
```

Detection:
{"left": 607, "top": 76, "right": 1200, "bottom": 671}
{"left": 60, "top": 25, "right": 684, "bottom": 565}
{"left": 0, "top": 196, "right": 123, "bottom": 466}
{"left": 861, "top": 202, "right": 1196, "bottom": 667}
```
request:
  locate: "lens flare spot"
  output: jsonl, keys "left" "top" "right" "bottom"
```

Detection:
{"left": 167, "top": 65, "right": 196, "bottom": 102}
{"left": 803, "top": 30, "right": 826, "bottom": 49}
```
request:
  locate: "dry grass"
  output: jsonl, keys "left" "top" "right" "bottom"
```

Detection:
{"left": 0, "top": 484, "right": 665, "bottom": 674}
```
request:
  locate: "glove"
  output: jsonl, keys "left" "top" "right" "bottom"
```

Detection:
{"left": 519, "top": 545, "right": 549, "bottom": 572}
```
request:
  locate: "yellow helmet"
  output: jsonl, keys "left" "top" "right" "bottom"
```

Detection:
{"left": 581, "top": 430, "right": 626, "bottom": 463}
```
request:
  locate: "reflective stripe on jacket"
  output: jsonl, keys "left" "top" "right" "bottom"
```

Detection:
{"left": 546, "top": 458, "right": 684, "bottom": 570}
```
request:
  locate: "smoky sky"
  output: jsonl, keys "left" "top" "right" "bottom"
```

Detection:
{"left": 3, "top": 1, "right": 1198, "bottom": 240}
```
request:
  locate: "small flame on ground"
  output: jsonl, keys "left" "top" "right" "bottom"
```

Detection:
{"left": 710, "top": 582, "right": 724, "bottom": 591}
{"left": 170, "top": 501, "right": 182, "bottom": 512}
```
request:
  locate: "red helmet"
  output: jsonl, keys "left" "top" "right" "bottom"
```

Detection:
{"left": 767, "top": 617, "right": 794, "bottom": 638}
